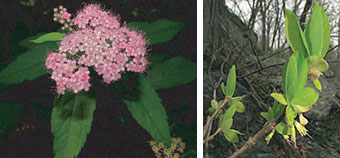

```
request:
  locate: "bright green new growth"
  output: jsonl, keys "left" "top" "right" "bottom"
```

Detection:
{"left": 209, "top": 65, "right": 246, "bottom": 143}
{"left": 263, "top": 2, "right": 329, "bottom": 144}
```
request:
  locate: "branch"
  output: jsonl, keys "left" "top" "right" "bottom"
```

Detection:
{"left": 204, "top": 128, "right": 222, "bottom": 144}
{"left": 229, "top": 121, "right": 278, "bottom": 158}
{"left": 203, "top": 99, "right": 228, "bottom": 138}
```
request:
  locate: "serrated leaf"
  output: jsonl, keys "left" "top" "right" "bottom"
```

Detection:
{"left": 30, "top": 32, "right": 65, "bottom": 44}
{"left": 292, "top": 87, "right": 318, "bottom": 107}
{"left": 285, "top": 106, "right": 297, "bottom": 125}
{"left": 0, "top": 100, "right": 25, "bottom": 138}
{"left": 147, "top": 51, "right": 169, "bottom": 68}
{"left": 226, "top": 65, "right": 236, "bottom": 97}
{"left": 146, "top": 56, "right": 196, "bottom": 90}
{"left": 270, "top": 93, "right": 287, "bottom": 105}
{"left": 33, "top": 103, "right": 52, "bottom": 121}
{"left": 0, "top": 42, "right": 58, "bottom": 85}
{"left": 313, "top": 79, "right": 322, "bottom": 91}
{"left": 223, "top": 129, "right": 239, "bottom": 143}
{"left": 305, "top": 2, "right": 323, "bottom": 56}
{"left": 285, "top": 9, "right": 310, "bottom": 58}
{"left": 124, "top": 77, "right": 171, "bottom": 146}
{"left": 231, "top": 100, "right": 245, "bottom": 113}
{"left": 51, "top": 91, "right": 96, "bottom": 158}
{"left": 275, "top": 122, "right": 292, "bottom": 135}
{"left": 127, "top": 19, "right": 186, "bottom": 45}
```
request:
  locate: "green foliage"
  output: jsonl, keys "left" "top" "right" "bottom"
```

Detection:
{"left": 51, "top": 91, "right": 96, "bottom": 158}
{"left": 32, "top": 103, "right": 52, "bottom": 121}
{"left": 307, "top": 55, "right": 329, "bottom": 72}
{"left": 146, "top": 56, "right": 196, "bottom": 90}
{"left": 147, "top": 51, "right": 169, "bottom": 68}
{"left": 225, "top": 65, "right": 236, "bottom": 97}
{"left": 223, "top": 129, "right": 239, "bottom": 143}
{"left": 231, "top": 100, "right": 245, "bottom": 113}
{"left": 285, "top": 105, "right": 297, "bottom": 125}
{"left": 128, "top": 19, "right": 186, "bottom": 45}
{"left": 0, "top": 42, "right": 58, "bottom": 85}
{"left": 284, "top": 9, "right": 310, "bottom": 58}
{"left": 292, "top": 87, "right": 318, "bottom": 107}
{"left": 30, "top": 32, "right": 65, "bottom": 44}
{"left": 261, "top": 100, "right": 285, "bottom": 121}
{"left": 305, "top": 2, "right": 330, "bottom": 57}
{"left": 270, "top": 93, "right": 287, "bottom": 105}
{"left": 124, "top": 77, "right": 171, "bottom": 146}
{"left": 0, "top": 100, "right": 25, "bottom": 138}
{"left": 313, "top": 79, "right": 322, "bottom": 91}
{"left": 275, "top": 122, "right": 292, "bottom": 135}
{"left": 284, "top": 55, "right": 298, "bottom": 103}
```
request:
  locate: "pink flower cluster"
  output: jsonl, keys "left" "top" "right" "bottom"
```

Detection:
{"left": 53, "top": 6, "right": 73, "bottom": 31}
{"left": 46, "top": 4, "right": 148, "bottom": 94}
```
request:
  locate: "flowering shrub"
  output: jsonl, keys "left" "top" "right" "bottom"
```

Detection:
{"left": 46, "top": 4, "right": 148, "bottom": 94}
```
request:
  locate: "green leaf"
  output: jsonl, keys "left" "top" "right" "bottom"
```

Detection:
{"left": 305, "top": 2, "right": 323, "bottom": 56}
{"left": 292, "top": 87, "right": 318, "bottom": 107}
{"left": 284, "top": 55, "right": 298, "bottom": 103}
{"left": 146, "top": 56, "right": 196, "bottom": 90}
{"left": 260, "top": 112, "right": 269, "bottom": 120}
{"left": 127, "top": 19, "right": 186, "bottom": 45}
{"left": 271, "top": 100, "right": 285, "bottom": 121}
{"left": 231, "top": 100, "right": 245, "bottom": 113}
{"left": 320, "top": 7, "right": 330, "bottom": 57}
{"left": 275, "top": 122, "right": 292, "bottom": 135}
{"left": 30, "top": 32, "right": 65, "bottom": 44}
{"left": 124, "top": 77, "right": 171, "bottom": 146}
{"left": 210, "top": 100, "right": 218, "bottom": 109}
{"left": 313, "top": 79, "right": 322, "bottom": 91}
{"left": 270, "top": 93, "right": 287, "bottom": 105}
{"left": 220, "top": 118, "right": 233, "bottom": 131}
{"left": 221, "top": 82, "right": 227, "bottom": 96}
{"left": 294, "top": 52, "right": 309, "bottom": 93}
{"left": 0, "top": 42, "right": 58, "bottom": 85}
{"left": 219, "top": 104, "right": 237, "bottom": 127}
{"left": 226, "top": 65, "right": 236, "bottom": 97}
{"left": 51, "top": 91, "right": 96, "bottom": 158}
{"left": 223, "top": 129, "right": 239, "bottom": 143}
{"left": 285, "top": 9, "right": 310, "bottom": 58}
{"left": 32, "top": 103, "right": 52, "bottom": 121}
{"left": 285, "top": 106, "right": 297, "bottom": 125}
{"left": 18, "top": 32, "right": 47, "bottom": 48}
{"left": 307, "top": 56, "right": 329, "bottom": 72}
{"left": 0, "top": 100, "right": 25, "bottom": 138}
{"left": 147, "top": 51, "right": 169, "bottom": 68}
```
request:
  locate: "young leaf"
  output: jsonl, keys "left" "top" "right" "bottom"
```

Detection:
{"left": 313, "top": 79, "right": 322, "bottom": 91}
{"left": 285, "top": 105, "right": 297, "bottom": 125}
{"left": 231, "top": 100, "right": 245, "bottom": 113}
{"left": 124, "top": 77, "right": 171, "bottom": 146}
{"left": 226, "top": 65, "right": 236, "bottom": 97}
{"left": 271, "top": 100, "right": 285, "bottom": 121}
{"left": 146, "top": 56, "right": 196, "bottom": 90}
{"left": 51, "top": 91, "right": 96, "bottom": 158}
{"left": 210, "top": 100, "right": 219, "bottom": 109}
{"left": 219, "top": 104, "right": 237, "bottom": 127}
{"left": 275, "top": 122, "right": 292, "bottom": 135}
{"left": 320, "top": 7, "right": 330, "bottom": 57}
{"left": 127, "top": 19, "right": 186, "bottom": 45}
{"left": 292, "top": 87, "right": 318, "bottom": 107}
{"left": 30, "top": 32, "right": 65, "bottom": 44}
{"left": 0, "top": 42, "right": 58, "bottom": 85}
{"left": 270, "top": 93, "right": 287, "bottom": 105}
{"left": 284, "top": 55, "right": 298, "bottom": 103}
{"left": 285, "top": 9, "right": 310, "bottom": 58}
{"left": 220, "top": 118, "right": 233, "bottom": 132}
{"left": 223, "top": 129, "right": 239, "bottom": 143}
{"left": 305, "top": 2, "right": 323, "bottom": 56}
{"left": 0, "top": 100, "right": 25, "bottom": 138}
{"left": 294, "top": 52, "right": 309, "bottom": 93}
{"left": 307, "top": 56, "right": 329, "bottom": 72}
{"left": 221, "top": 82, "right": 227, "bottom": 96}
{"left": 260, "top": 112, "right": 269, "bottom": 120}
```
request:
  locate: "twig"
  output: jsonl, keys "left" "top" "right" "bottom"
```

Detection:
{"left": 238, "top": 63, "right": 285, "bottom": 78}
{"left": 204, "top": 128, "right": 222, "bottom": 144}
{"left": 230, "top": 121, "right": 278, "bottom": 158}
{"left": 203, "top": 99, "right": 228, "bottom": 138}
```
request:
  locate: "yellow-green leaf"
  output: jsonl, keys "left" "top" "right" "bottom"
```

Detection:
{"left": 305, "top": 2, "right": 323, "bottom": 56}
{"left": 292, "top": 87, "right": 319, "bottom": 107}
{"left": 226, "top": 65, "right": 236, "bottom": 97}
{"left": 270, "top": 93, "right": 287, "bottom": 105}
{"left": 231, "top": 100, "right": 245, "bottom": 113}
{"left": 313, "top": 79, "right": 322, "bottom": 91}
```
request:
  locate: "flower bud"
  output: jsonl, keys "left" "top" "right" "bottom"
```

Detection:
{"left": 309, "top": 68, "right": 321, "bottom": 80}
{"left": 298, "top": 113, "right": 308, "bottom": 126}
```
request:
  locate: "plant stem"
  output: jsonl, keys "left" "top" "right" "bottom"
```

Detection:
{"left": 204, "top": 128, "right": 222, "bottom": 144}
{"left": 229, "top": 121, "right": 278, "bottom": 158}
{"left": 203, "top": 99, "right": 228, "bottom": 138}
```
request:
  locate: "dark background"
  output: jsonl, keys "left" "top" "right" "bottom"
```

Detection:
{"left": 0, "top": 0, "right": 197, "bottom": 157}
